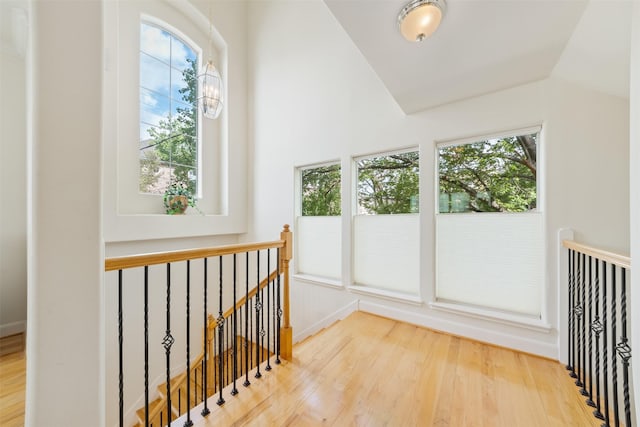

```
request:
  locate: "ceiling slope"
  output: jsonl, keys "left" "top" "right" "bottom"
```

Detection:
{"left": 325, "top": 0, "right": 590, "bottom": 114}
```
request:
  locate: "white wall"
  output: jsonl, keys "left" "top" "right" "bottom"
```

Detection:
{"left": 0, "top": 38, "right": 27, "bottom": 337}
{"left": 26, "top": 1, "right": 103, "bottom": 425}
{"left": 247, "top": 0, "right": 630, "bottom": 359}
{"left": 629, "top": 0, "right": 639, "bottom": 417}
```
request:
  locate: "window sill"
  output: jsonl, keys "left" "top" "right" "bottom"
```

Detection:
{"left": 348, "top": 285, "right": 423, "bottom": 306}
{"left": 429, "top": 301, "right": 552, "bottom": 333}
{"left": 293, "top": 274, "right": 344, "bottom": 289}
{"left": 104, "top": 212, "right": 246, "bottom": 242}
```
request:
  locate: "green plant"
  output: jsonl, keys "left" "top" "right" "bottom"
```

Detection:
{"left": 163, "top": 183, "right": 197, "bottom": 215}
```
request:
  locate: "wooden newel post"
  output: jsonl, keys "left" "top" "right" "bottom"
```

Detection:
{"left": 280, "top": 224, "right": 293, "bottom": 360}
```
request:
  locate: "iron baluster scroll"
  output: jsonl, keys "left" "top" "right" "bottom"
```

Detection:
{"left": 562, "top": 239, "right": 631, "bottom": 427}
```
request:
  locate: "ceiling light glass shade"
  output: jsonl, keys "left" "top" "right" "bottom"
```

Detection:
{"left": 398, "top": 0, "right": 446, "bottom": 42}
{"left": 198, "top": 60, "right": 224, "bottom": 119}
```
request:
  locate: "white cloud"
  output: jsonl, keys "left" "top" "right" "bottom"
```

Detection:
{"left": 141, "top": 24, "right": 171, "bottom": 63}
{"left": 141, "top": 90, "right": 158, "bottom": 107}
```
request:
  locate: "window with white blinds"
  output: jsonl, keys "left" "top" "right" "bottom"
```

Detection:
{"left": 295, "top": 163, "right": 341, "bottom": 281}
{"left": 435, "top": 128, "right": 543, "bottom": 316}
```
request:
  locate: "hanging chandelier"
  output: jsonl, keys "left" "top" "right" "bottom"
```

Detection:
{"left": 198, "top": 4, "right": 224, "bottom": 119}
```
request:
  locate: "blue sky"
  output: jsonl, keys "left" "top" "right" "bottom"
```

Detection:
{"left": 139, "top": 22, "right": 197, "bottom": 141}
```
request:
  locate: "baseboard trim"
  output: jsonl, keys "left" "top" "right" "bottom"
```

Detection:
{"left": 293, "top": 300, "right": 358, "bottom": 343}
{"left": 0, "top": 320, "right": 26, "bottom": 338}
{"left": 358, "top": 300, "right": 557, "bottom": 360}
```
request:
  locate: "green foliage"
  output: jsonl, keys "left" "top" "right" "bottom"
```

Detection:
{"left": 357, "top": 152, "right": 419, "bottom": 214}
{"left": 142, "top": 58, "right": 198, "bottom": 194}
{"left": 139, "top": 149, "right": 160, "bottom": 192}
{"left": 302, "top": 165, "right": 341, "bottom": 216}
{"left": 163, "top": 182, "right": 197, "bottom": 215}
{"left": 438, "top": 134, "right": 537, "bottom": 213}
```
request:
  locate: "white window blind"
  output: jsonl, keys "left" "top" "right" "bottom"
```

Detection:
{"left": 296, "top": 216, "right": 341, "bottom": 280}
{"left": 436, "top": 213, "right": 543, "bottom": 316}
{"left": 353, "top": 214, "right": 420, "bottom": 295}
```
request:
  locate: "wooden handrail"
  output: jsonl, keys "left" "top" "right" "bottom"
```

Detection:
{"left": 105, "top": 240, "right": 285, "bottom": 271}
{"left": 562, "top": 240, "right": 631, "bottom": 270}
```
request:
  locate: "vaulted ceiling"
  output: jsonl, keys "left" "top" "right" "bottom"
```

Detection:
{"left": 324, "top": 0, "right": 631, "bottom": 114}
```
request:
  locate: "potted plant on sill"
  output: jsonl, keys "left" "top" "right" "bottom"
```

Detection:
{"left": 163, "top": 182, "right": 197, "bottom": 215}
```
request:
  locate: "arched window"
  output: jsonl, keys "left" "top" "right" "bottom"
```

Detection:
{"left": 139, "top": 22, "right": 199, "bottom": 195}
{"left": 104, "top": 0, "right": 241, "bottom": 242}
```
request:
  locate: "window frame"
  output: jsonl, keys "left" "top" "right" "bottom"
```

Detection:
{"left": 138, "top": 19, "right": 201, "bottom": 197}
{"left": 432, "top": 125, "right": 549, "bottom": 327}
{"left": 102, "top": 0, "right": 240, "bottom": 243}
{"left": 294, "top": 160, "right": 343, "bottom": 285}
{"left": 435, "top": 125, "right": 543, "bottom": 216}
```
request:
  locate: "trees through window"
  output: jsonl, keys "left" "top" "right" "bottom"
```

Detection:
{"left": 301, "top": 164, "right": 341, "bottom": 216}
{"left": 356, "top": 151, "right": 419, "bottom": 215}
{"left": 139, "top": 22, "right": 199, "bottom": 195}
{"left": 438, "top": 133, "right": 537, "bottom": 213}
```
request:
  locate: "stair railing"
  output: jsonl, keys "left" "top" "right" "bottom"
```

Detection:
{"left": 563, "top": 239, "right": 632, "bottom": 426}
{"left": 105, "top": 225, "right": 293, "bottom": 427}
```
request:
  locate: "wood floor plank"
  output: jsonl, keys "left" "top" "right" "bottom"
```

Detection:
{"left": 0, "top": 334, "right": 25, "bottom": 427}
{"left": 188, "top": 311, "right": 600, "bottom": 427}
{"left": 0, "top": 314, "right": 601, "bottom": 427}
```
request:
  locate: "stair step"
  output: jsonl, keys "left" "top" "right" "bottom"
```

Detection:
{"left": 135, "top": 397, "right": 164, "bottom": 424}
{"left": 157, "top": 372, "right": 186, "bottom": 397}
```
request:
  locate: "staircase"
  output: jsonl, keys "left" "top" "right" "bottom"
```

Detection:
{"left": 132, "top": 335, "right": 272, "bottom": 426}
{"left": 106, "top": 225, "right": 294, "bottom": 427}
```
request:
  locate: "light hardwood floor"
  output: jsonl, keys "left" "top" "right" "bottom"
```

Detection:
{"left": 0, "top": 315, "right": 600, "bottom": 427}
{"left": 182, "top": 311, "right": 598, "bottom": 427}
{"left": 0, "top": 334, "right": 25, "bottom": 427}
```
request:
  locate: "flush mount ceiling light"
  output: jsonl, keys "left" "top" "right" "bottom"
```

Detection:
{"left": 398, "top": 0, "right": 446, "bottom": 42}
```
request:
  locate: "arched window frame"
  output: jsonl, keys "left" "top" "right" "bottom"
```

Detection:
{"left": 103, "top": 0, "right": 241, "bottom": 242}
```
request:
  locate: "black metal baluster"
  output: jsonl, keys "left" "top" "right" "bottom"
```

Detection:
{"left": 272, "top": 265, "right": 277, "bottom": 365}
{"left": 217, "top": 257, "right": 225, "bottom": 406}
{"left": 212, "top": 330, "right": 217, "bottom": 393}
{"left": 224, "top": 310, "right": 232, "bottom": 387}
{"left": 238, "top": 305, "right": 246, "bottom": 377}
{"left": 611, "top": 266, "right": 619, "bottom": 427}
{"left": 581, "top": 253, "right": 589, "bottom": 397}
{"left": 592, "top": 260, "right": 604, "bottom": 420}
{"left": 184, "top": 260, "right": 193, "bottom": 427}
{"left": 616, "top": 267, "right": 632, "bottom": 427}
{"left": 244, "top": 252, "right": 251, "bottom": 387}
{"left": 255, "top": 251, "right": 262, "bottom": 379}
{"left": 575, "top": 253, "right": 584, "bottom": 389}
{"left": 266, "top": 249, "right": 272, "bottom": 371}
{"left": 163, "top": 264, "right": 175, "bottom": 424}
{"left": 276, "top": 248, "right": 281, "bottom": 364}
{"left": 586, "top": 256, "right": 595, "bottom": 407}
{"left": 194, "top": 364, "right": 198, "bottom": 407}
{"left": 202, "top": 259, "right": 210, "bottom": 416}
{"left": 231, "top": 254, "right": 239, "bottom": 395}
{"left": 602, "top": 262, "right": 610, "bottom": 427}
{"left": 250, "top": 296, "right": 253, "bottom": 370}
{"left": 567, "top": 250, "right": 575, "bottom": 375}
{"left": 144, "top": 266, "right": 150, "bottom": 427}
{"left": 118, "top": 270, "right": 124, "bottom": 427}
{"left": 570, "top": 250, "right": 577, "bottom": 379}
{"left": 178, "top": 388, "right": 181, "bottom": 415}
